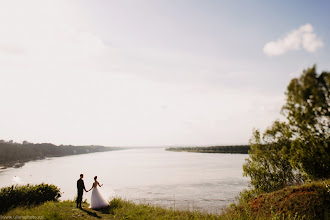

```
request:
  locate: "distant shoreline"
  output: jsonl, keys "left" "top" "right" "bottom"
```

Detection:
{"left": 0, "top": 141, "right": 125, "bottom": 170}
{"left": 165, "top": 145, "right": 250, "bottom": 154}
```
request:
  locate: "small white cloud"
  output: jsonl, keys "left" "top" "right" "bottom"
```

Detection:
{"left": 263, "top": 24, "right": 323, "bottom": 56}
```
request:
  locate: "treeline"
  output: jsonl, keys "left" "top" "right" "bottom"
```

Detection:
{"left": 166, "top": 145, "right": 250, "bottom": 154}
{"left": 0, "top": 140, "right": 122, "bottom": 168}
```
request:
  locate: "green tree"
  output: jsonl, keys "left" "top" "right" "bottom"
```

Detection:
{"left": 243, "top": 66, "right": 330, "bottom": 193}
{"left": 282, "top": 65, "right": 329, "bottom": 136}
{"left": 283, "top": 66, "right": 330, "bottom": 179}
{"left": 243, "top": 121, "right": 303, "bottom": 193}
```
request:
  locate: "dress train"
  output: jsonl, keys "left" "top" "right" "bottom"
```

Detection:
{"left": 89, "top": 187, "right": 108, "bottom": 209}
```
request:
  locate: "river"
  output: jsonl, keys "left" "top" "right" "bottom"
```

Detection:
{"left": 0, "top": 148, "right": 249, "bottom": 213}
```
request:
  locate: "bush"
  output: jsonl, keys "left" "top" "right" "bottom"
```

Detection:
{"left": 109, "top": 197, "right": 122, "bottom": 210}
{"left": 0, "top": 183, "right": 61, "bottom": 213}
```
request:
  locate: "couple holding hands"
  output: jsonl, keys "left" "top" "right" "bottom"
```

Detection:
{"left": 77, "top": 174, "right": 109, "bottom": 209}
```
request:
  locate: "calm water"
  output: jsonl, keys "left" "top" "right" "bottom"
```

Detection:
{"left": 0, "top": 148, "right": 249, "bottom": 213}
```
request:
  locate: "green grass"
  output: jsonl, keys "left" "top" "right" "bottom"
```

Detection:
{"left": 3, "top": 199, "right": 221, "bottom": 220}
{"left": 2, "top": 180, "right": 330, "bottom": 220}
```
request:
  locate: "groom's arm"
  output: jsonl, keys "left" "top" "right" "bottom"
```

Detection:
{"left": 83, "top": 181, "right": 87, "bottom": 192}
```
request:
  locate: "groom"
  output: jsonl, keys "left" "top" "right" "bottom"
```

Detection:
{"left": 77, "top": 174, "right": 88, "bottom": 208}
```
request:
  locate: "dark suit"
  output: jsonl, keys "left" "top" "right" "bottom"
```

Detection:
{"left": 77, "top": 178, "right": 86, "bottom": 208}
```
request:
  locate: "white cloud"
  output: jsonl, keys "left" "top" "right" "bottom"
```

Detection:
{"left": 263, "top": 24, "right": 323, "bottom": 56}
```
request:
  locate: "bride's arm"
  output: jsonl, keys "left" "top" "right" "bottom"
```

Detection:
{"left": 97, "top": 181, "right": 103, "bottom": 187}
{"left": 87, "top": 184, "right": 93, "bottom": 192}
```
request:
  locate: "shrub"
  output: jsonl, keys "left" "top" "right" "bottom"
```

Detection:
{"left": 0, "top": 183, "right": 61, "bottom": 213}
{"left": 109, "top": 197, "right": 122, "bottom": 210}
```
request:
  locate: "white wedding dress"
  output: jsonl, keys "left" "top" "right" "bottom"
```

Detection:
{"left": 89, "top": 182, "right": 109, "bottom": 209}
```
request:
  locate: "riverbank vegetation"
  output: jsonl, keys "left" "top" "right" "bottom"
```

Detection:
{"left": 166, "top": 145, "right": 250, "bottom": 154}
{"left": 0, "top": 140, "right": 123, "bottom": 168}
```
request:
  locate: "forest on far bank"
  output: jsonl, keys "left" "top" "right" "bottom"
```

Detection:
{"left": 166, "top": 145, "right": 250, "bottom": 154}
{"left": 0, "top": 140, "right": 122, "bottom": 168}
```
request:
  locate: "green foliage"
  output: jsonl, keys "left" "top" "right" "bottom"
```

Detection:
{"left": 0, "top": 183, "right": 61, "bottom": 214}
{"left": 291, "top": 135, "right": 330, "bottom": 179}
{"left": 283, "top": 66, "right": 330, "bottom": 179}
{"left": 282, "top": 65, "right": 329, "bottom": 136}
{"left": 109, "top": 197, "right": 122, "bottom": 210}
{"left": 244, "top": 65, "right": 330, "bottom": 194}
{"left": 243, "top": 122, "right": 304, "bottom": 193}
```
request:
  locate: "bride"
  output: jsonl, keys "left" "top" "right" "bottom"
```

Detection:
{"left": 87, "top": 176, "right": 109, "bottom": 209}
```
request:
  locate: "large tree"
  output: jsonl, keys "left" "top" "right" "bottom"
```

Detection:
{"left": 283, "top": 66, "right": 330, "bottom": 179}
{"left": 243, "top": 66, "right": 330, "bottom": 193}
{"left": 283, "top": 65, "right": 329, "bottom": 137}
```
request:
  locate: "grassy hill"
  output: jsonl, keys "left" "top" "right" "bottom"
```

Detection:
{"left": 2, "top": 180, "right": 329, "bottom": 220}
{"left": 223, "top": 179, "right": 330, "bottom": 220}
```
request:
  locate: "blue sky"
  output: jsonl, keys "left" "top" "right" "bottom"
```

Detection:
{"left": 0, "top": 1, "right": 329, "bottom": 146}
{"left": 80, "top": 0, "right": 330, "bottom": 91}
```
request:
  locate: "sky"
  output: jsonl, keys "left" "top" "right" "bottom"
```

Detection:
{"left": 0, "top": 0, "right": 329, "bottom": 146}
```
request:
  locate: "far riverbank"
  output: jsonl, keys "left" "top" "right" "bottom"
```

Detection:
{"left": 0, "top": 141, "right": 124, "bottom": 169}
{"left": 166, "top": 145, "right": 250, "bottom": 154}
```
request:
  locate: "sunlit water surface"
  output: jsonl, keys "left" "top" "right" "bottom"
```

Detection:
{"left": 0, "top": 148, "right": 249, "bottom": 213}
